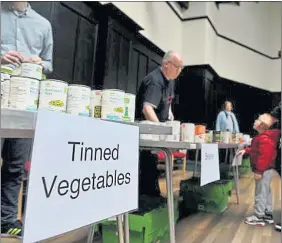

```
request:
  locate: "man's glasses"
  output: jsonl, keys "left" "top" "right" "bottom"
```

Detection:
{"left": 168, "top": 61, "right": 184, "bottom": 70}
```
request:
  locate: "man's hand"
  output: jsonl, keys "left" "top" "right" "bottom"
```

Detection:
{"left": 168, "top": 106, "right": 174, "bottom": 121}
{"left": 1, "top": 51, "right": 24, "bottom": 65}
{"left": 143, "top": 103, "right": 159, "bottom": 122}
{"left": 254, "top": 173, "right": 262, "bottom": 180}
{"left": 236, "top": 149, "right": 245, "bottom": 156}
{"left": 168, "top": 111, "right": 174, "bottom": 121}
{"left": 24, "top": 57, "right": 45, "bottom": 70}
{"left": 24, "top": 56, "right": 42, "bottom": 64}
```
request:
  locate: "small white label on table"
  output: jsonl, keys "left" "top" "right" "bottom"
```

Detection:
{"left": 23, "top": 110, "right": 139, "bottom": 243}
{"left": 200, "top": 144, "right": 220, "bottom": 186}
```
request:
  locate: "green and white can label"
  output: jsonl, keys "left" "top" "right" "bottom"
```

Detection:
{"left": 90, "top": 90, "right": 102, "bottom": 118}
{"left": 123, "top": 93, "right": 136, "bottom": 123}
{"left": 101, "top": 89, "right": 125, "bottom": 121}
{"left": 1, "top": 79, "right": 10, "bottom": 108}
{"left": 13, "top": 63, "right": 43, "bottom": 80}
{"left": 66, "top": 84, "right": 91, "bottom": 117}
{"left": 9, "top": 76, "right": 40, "bottom": 111}
{"left": 39, "top": 79, "right": 68, "bottom": 112}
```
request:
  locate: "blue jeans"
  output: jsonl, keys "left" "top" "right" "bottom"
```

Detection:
{"left": 1, "top": 138, "right": 32, "bottom": 225}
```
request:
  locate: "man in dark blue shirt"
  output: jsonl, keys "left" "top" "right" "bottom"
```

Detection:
{"left": 136, "top": 50, "right": 183, "bottom": 196}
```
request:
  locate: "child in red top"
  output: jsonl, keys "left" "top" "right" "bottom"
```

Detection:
{"left": 237, "top": 113, "right": 280, "bottom": 226}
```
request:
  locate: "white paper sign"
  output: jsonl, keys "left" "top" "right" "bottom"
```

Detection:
{"left": 200, "top": 144, "right": 220, "bottom": 186}
{"left": 23, "top": 110, "right": 139, "bottom": 243}
{"left": 232, "top": 149, "right": 243, "bottom": 166}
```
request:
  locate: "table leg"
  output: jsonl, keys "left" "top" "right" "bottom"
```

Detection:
{"left": 236, "top": 164, "right": 240, "bottom": 200}
{"left": 86, "top": 224, "right": 96, "bottom": 243}
{"left": 163, "top": 148, "right": 176, "bottom": 243}
{"left": 225, "top": 148, "right": 229, "bottom": 164}
{"left": 117, "top": 215, "right": 125, "bottom": 243}
{"left": 124, "top": 213, "right": 130, "bottom": 243}
{"left": 193, "top": 149, "right": 199, "bottom": 177}
{"left": 17, "top": 182, "right": 24, "bottom": 220}
{"left": 230, "top": 149, "right": 240, "bottom": 204}
{"left": 182, "top": 151, "right": 187, "bottom": 173}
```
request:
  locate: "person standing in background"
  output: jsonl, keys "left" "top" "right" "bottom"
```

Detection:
{"left": 1, "top": 1, "right": 53, "bottom": 239}
{"left": 215, "top": 101, "right": 240, "bottom": 168}
{"left": 135, "top": 50, "right": 183, "bottom": 197}
{"left": 216, "top": 101, "right": 240, "bottom": 133}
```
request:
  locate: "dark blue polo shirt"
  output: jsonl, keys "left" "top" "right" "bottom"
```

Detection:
{"left": 135, "top": 67, "right": 174, "bottom": 122}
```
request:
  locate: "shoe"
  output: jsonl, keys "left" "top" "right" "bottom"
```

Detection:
{"left": 275, "top": 223, "right": 281, "bottom": 231}
{"left": 264, "top": 213, "right": 274, "bottom": 224}
{"left": 1, "top": 220, "right": 23, "bottom": 239}
{"left": 245, "top": 215, "right": 265, "bottom": 226}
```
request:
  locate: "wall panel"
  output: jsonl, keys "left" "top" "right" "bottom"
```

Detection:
{"left": 31, "top": 2, "right": 98, "bottom": 86}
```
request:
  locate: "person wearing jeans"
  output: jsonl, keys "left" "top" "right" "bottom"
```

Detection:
{"left": 269, "top": 101, "right": 281, "bottom": 231}
{"left": 238, "top": 114, "right": 280, "bottom": 226}
{"left": 1, "top": 139, "right": 32, "bottom": 237}
{"left": 1, "top": 1, "right": 53, "bottom": 238}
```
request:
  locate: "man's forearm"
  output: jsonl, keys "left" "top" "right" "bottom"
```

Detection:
{"left": 143, "top": 104, "right": 159, "bottom": 122}
{"left": 169, "top": 106, "right": 172, "bottom": 116}
{"left": 168, "top": 104, "right": 175, "bottom": 121}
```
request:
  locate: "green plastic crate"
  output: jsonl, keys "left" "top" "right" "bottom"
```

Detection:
{"left": 102, "top": 227, "right": 170, "bottom": 243}
{"left": 102, "top": 197, "right": 179, "bottom": 243}
{"left": 239, "top": 157, "right": 252, "bottom": 175}
{"left": 180, "top": 178, "right": 233, "bottom": 214}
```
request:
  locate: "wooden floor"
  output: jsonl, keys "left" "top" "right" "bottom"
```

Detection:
{"left": 3, "top": 171, "right": 281, "bottom": 243}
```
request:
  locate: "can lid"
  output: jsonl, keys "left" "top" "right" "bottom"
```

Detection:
{"left": 125, "top": 93, "right": 136, "bottom": 96}
{"left": 42, "top": 79, "right": 68, "bottom": 84}
{"left": 21, "top": 62, "right": 42, "bottom": 67}
{"left": 69, "top": 84, "right": 91, "bottom": 89}
{"left": 103, "top": 89, "right": 125, "bottom": 93}
{"left": 195, "top": 124, "right": 207, "bottom": 127}
{"left": 10, "top": 75, "right": 40, "bottom": 81}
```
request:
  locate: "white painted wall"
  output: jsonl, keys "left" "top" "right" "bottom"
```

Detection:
{"left": 174, "top": 2, "right": 281, "bottom": 92}
{"left": 172, "top": 2, "right": 281, "bottom": 57}
{"left": 101, "top": 2, "right": 281, "bottom": 92}
{"left": 207, "top": 2, "right": 279, "bottom": 57}
{"left": 107, "top": 2, "right": 182, "bottom": 54}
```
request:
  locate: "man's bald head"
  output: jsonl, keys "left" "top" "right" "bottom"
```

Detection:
{"left": 161, "top": 50, "right": 183, "bottom": 80}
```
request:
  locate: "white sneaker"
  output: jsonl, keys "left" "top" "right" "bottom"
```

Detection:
{"left": 275, "top": 223, "right": 281, "bottom": 231}
{"left": 245, "top": 215, "right": 265, "bottom": 226}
